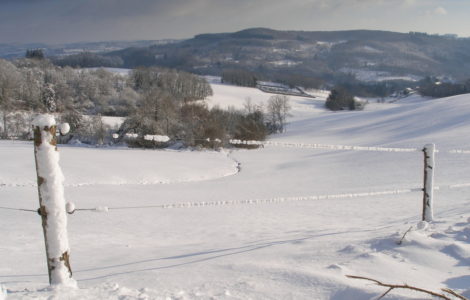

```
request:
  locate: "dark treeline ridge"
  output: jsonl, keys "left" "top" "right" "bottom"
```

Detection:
{"left": 221, "top": 69, "right": 258, "bottom": 87}
{"left": 418, "top": 76, "right": 470, "bottom": 98}
{"left": 52, "top": 52, "right": 124, "bottom": 68}
{"left": 103, "top": 28, "right": 470, "bottom": 86}
{"left": 46, "top": 28, "right": 470, "bottom": 97}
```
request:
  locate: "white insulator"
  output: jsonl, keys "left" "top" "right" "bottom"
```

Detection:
{"left": 65, "top": 202, "right": 76, "bottom": 214}
{"left": 58, "top": 123, "right": 71, "bottom": 135}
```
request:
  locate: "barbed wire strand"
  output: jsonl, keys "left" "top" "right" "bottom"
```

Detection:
{"left": 0, "top": 206, "right": 37, "bottom": 213}
{"left": 229, "top": 139, "right": 470, "bottom": 155}
{"left": 123, "top": 133, "right": 470, "bottom": 154}
{"left": 447, "top": 149, "right": 470, "bottom": 154}
{"left": 230, "top": 140, "right": 421, "bottom": 152}
{"left": 2, "top": 182, "right": 470, "bottom": 214}
{"left": 65, "top": 187, "right": 425, "bottom": 213}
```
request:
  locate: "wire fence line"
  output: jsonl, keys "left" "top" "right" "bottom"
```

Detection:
{"left": 438, "top": 182, "right": 470, "bottom": 189}
{"left": 3, "top": 181, "right": 470, "bottom": 214}
{"left": 447, "top": 149, "right": 470, "bottom": 154}
{"left": 230, "top": 139, "right": 421, "bottom": 152}
{"left": 122, "top": 132, "right": 470, "bottom": 154}
{"left": 101, "top": 188, "right": 422, "bottom": 211}
{"left": 229, "top": 139, "right": 470, "bottom": 155}
{"left": 120, "top": 132, "right": 470, "bottom": 155}
{"left": 2, "top": 139, "right": 470, "bottom": 215}
{"left": 0, "top": 206, "right": 37, "bottom": 213}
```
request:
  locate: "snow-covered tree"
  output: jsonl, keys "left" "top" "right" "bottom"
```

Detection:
{"left": 42, "top": 83, "right": 57, "bottom": 112}
{"left": 266, "top": 95, "right": 291, "bottom": 133}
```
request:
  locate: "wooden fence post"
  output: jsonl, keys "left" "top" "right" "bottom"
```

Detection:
{"left": 422, "top": 144, "right": 435, "bottom": 222}
{"left": 32, "top": 115, "right": 75, "bottom": 286}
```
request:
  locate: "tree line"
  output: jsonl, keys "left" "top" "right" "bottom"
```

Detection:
{"left": 0, "top": 57, "right": 210, "bottom": 141}
{"left": 418, "top": 76, "right": 470, "bottom": 98}
{"left": 0, "top": 56, "right": 291, "bottom": 148}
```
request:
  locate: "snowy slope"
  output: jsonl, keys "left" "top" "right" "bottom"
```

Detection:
{"left": 1, "top": 84, "right": 470, "bottom": 299}
{"left": 0, "top": 143, "right": 238, "bottom": 187}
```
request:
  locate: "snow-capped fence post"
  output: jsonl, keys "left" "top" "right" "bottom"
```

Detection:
{"left": 32, "top": 115, "right": 75, "bottom": 286}
{"left": 422, "top": 144, "right": 435, "bottom": 222}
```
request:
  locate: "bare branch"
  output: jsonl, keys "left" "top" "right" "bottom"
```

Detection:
{"left": 442, "top": 288, "right": 469, "bottom": 300}
{"left": 396, "top": 226, "right": 413, "bottom": 245}
{"left": 346, "top": 275, "right": 469, "bottom": 300}
{"left": 377, "top": 287, "right": 394, "bottom": 300}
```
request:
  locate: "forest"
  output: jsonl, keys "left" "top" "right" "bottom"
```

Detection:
{"left": 0, "top": 57, "right": 281, "bottom": 147}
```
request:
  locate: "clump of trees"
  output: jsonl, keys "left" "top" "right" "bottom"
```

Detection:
{"left": 120, "top": 69, "right": 271, "bottom": 148}
{"left": 418, "top": 76, "right": 470, "bottom": 98}
{"left": 59, "top": 111, "right": 110, "bottom": 145}
{"left": 26, "top": 49, "right": 45, "bottom": 60}
{"left": 0, "top": 58, "right": 138, "bottom": 120}
{"left": 233, "top": 99, "right": 268, "bottom": 145}
{"left": 221, "top": 69, "right": 258, "bottom": 87}
{"left": 333, "top": 73, "right": 416, "bottom": 98}
{"left": 273, "top": 73, "right": 324, "bottom": 90}
{"left": 0, "top": 58, "right": 213, "bottom": 143}
{"left": 130, "top": 67, "right": 212, "bottom": 101}
{"left": 52, "top": 52, "right": 123, "bottom": 68}
{"left": 121, "top": 103, "right": 269, "bottom": 149}
{"left": 119, "top": 67, "right": 214, "bottom": 147}
{"left": 0, "top": 56, "right": 294, "bottom": 149}
{"left": 325, "top": 87, "right": 364, "bottom": 111}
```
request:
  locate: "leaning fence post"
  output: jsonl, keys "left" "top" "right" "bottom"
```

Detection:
{"left": 32, "top": 115, "right": 75, "bottom": 286}
{"left": 422, "top": 144, "right": 435, "bottom": 222}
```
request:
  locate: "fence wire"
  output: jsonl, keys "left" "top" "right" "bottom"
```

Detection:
{"left": 0, "top": 206, "right": 37, "bottom": 213}
{"left": 230, "top": 139, "right": 421, "bottom": 152}
{"left": 229, "top": 139, "right": 470, "bottom": 155}
{"left": 3, "top": 139, "right": 470, "bottom": 214}
{"left": 2, "top": 181, "right": 470, "bottom": 214}
{"left": 93, "top": 182, "right": 470, "bottom": 211}
{"left": 447, "top": 149, "right": 470, "bottom": 154}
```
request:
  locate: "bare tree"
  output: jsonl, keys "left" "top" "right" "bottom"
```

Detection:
{"left": 0, "top": 60, "right": 22, "bottom": 138}
{"left": 266, "top": 95, "right": 291, "bottom": 133}
{"left": 243, "top": 97, "right": 263, "bottom": 115}
{"left": 243, "top": 97, "right": 255, "bottom": 114}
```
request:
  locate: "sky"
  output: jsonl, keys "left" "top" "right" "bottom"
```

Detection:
{"left": 0, "top": 0, "right": 468, "bottom": 44}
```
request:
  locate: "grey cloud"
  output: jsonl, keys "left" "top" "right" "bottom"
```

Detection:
{"left": 0, "top": 0, "right": 466, "bottom": 43}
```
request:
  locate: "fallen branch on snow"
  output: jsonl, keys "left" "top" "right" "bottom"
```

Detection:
{"left": 346, "top": 275, "right": 468, "bottom": 300}
{"left": 396, "top": 226, "right": 413, "bottom": 245}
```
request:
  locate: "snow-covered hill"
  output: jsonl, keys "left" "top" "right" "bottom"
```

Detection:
{"left": 1, "top": 83, "right": 470, "bottom": 299}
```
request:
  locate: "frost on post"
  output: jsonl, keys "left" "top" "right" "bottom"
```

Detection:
{"left": 422, "top": 144, "right": 435, "bottom": 222}
{"left": 32, "top": 114, "right": 76, "bottom": 287}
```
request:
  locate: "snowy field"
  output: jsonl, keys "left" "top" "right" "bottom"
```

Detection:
{"left": 1, "top": 82, "right": 470, "bottom": 299}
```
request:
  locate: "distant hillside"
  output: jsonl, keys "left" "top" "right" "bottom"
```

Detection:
{"left": 0, "top": 39, "right": 178, "bottom": 59}
{"left": 107, "top": 28, "right": 470, "bottom": 84}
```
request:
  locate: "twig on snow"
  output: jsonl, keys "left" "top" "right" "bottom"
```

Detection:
{"left": 396, "top": 226, "right": 413, "bottom": 245}
{"left": 346, "top": 275, "right": 468, "bottom": 300}
{"left": 442, "top": 288, "right": 469, "bottom": 300}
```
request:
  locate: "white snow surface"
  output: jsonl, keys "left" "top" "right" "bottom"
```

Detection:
{"left": 85, "top": 68, "right": 132, "bottom": 76}
{"left": 2, "top": 83, "right": 470, "bottom": 299}
{"left": 0, "top": 285, "right": 6, "bottom": 300}
{"left": 143, "top": 135, "right": 170, "bottom": 143}
{"left": 32, "top": 114, "right": 56, "bottom": 128}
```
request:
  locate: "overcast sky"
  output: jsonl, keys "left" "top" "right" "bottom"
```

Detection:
{"left": 0, "top": 0, "right": 468, "bottom": 44}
